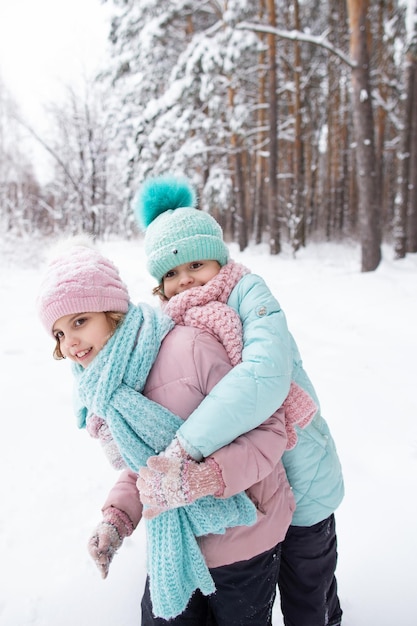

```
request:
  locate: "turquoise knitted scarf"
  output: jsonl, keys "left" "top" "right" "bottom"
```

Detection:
{"left": 73, "top": 303, "right": 256, "bottom": 619}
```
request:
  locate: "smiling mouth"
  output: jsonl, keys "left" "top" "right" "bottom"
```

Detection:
{"left": 76, "top": 348, "right": 92, "bottom": 359}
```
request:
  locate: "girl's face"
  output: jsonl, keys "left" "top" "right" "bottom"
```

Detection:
{"left": 52, "top": 312, "right": 115, "bottom": 368}
{"left": 162, "top": 260, "right": 220, "bottom": 299}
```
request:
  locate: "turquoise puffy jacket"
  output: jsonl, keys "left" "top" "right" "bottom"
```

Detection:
{"left": 177, "top": 273, "right": 344, "bottom": 526}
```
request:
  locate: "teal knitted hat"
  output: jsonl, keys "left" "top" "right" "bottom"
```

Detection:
{"left": 134, "top": 175, "right": 229, "bottom": 282}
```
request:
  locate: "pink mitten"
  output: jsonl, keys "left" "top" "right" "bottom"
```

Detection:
{"left": 88, "top": 507, "right": 133, "bottom": 578}
{"left": 137, "top": 455, "right": 225, "bottom": 519}
{"left": 86, "top": 415, "right": 126, "bottom": 470}
{"left": 283, "top": 382, "right": 317, "bottom": 450}
{"left": 163, "top": 437, "right": 190, "bottom": 460}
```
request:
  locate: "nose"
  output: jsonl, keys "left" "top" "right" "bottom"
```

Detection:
{"left": 178, "top": 270, "right": 193, "bottom": 286}
{"left": 63, "top": 331, "right": 79, "bottom": 351}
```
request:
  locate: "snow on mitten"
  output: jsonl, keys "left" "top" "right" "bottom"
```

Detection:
{"left": 86, "top": 414, "right": 126, "bottom": 470}
{"left": 88, "top": 507, "right": 134, "bottom": 578}
{"left": 137, "top": 455, "right": 225, "bottom": 519}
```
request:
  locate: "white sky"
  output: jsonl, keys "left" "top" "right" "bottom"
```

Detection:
{"left": 0, "top": 0, "right": 110, "bottom": 127}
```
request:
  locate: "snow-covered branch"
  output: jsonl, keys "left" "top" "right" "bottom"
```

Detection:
{"left": 236, "top": 22, "right": 356, "bottom": 68}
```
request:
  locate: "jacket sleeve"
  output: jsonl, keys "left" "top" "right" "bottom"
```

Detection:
{"left": 176, "top": 274, "right": 293, "bottom": 459}
{"left": 102, "top": 469, "right": 142, "bottom": 528}
{"left": 211, "top": 408, "right": 288, "bottom": 497}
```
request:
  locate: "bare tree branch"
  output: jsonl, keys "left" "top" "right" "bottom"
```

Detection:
{"left": 11, "top": 112, "right": 81, "bottom": 195}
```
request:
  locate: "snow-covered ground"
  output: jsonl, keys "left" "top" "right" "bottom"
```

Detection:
{"left": 1, "top": 235, "right": 416, "bottom": 625}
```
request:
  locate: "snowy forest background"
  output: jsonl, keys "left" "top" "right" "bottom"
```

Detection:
{"left": 1, "top": 0, "right": 417, "bottom": 272}
{"left": 1, "top": 3, "right": 417, "bottom": 624}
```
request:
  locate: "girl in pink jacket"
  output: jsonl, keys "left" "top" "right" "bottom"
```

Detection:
{"left": 36, "top": 242, "right": 295, "bottom": 626}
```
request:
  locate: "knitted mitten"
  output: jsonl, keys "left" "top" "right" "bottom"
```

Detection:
{"left": 86, "top": 414, "right": 127, "bottom": 470}
{"left": 284, "top": 382, "right": 318, "bottom": 450}
{"left": 88, "top": 507, "right": 134, "bottom": 578}
{"left": 137, "top": 455, "right": 225, "bottom": 520}
{"left": 163, "top": 437, "right": 190, "bottom": 460}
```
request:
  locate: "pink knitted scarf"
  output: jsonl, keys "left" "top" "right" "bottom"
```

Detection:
{"left": 163, "top": 261, "right": 249, "bottom": 366}
{"left": 163, "top": 261, "right": 317, "bottom": 450}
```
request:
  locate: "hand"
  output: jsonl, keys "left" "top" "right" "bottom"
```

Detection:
{"left": 86, "top": 415, "right": 126, "bottom": 470}
{"left": 283, "top": 381, "right": 318, "bottom": 450}
{"left": 87, "top": 507, "right": 133, "bottom": 578}
{"left": 163, "top": 437, "right": 189, "bottom": 460}
{"left": 137, "top": 455, "right": 225, "bottom": 519}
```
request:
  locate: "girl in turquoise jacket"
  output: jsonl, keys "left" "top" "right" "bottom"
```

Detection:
{"left": 134, "top": 175, "right": 344, "bottom": 626}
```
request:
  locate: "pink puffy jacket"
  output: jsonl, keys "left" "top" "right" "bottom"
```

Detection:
{"left": 102, "top": 325, "right": 295, "bottom": 568}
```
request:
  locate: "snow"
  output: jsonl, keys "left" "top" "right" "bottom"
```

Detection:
{"left": 360, "top": 89, "right": 369, "bottom": 103}
{"left": 1, "top": 236, "right": 416, "bottom": 625}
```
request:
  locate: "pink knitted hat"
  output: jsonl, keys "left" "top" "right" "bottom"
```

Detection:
{"left": 37, "top": 245, "right": 130, "bottom": 336}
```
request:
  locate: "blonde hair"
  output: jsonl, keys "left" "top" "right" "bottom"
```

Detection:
{"left": 53, "top": 311, "right": 126, "bottom": 360}
{"left": 152, "top": 283, "right": 168, "bottom": 301}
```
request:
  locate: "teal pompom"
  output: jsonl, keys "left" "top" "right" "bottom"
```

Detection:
{"left": 134, "top": 175, "right": 197, "bottom": 230}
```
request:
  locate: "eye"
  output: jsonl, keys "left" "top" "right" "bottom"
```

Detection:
{"left": 74, "top": 317, "right": 87, "bottom": 327}
{"left": 190, "top": 262, "right": 203, "bottom": 270}
{"left": 164, "top": 270, "right": 175, "bottom": 279}
{"left": 54, "top": 330, "right": 64, "bottom": 341}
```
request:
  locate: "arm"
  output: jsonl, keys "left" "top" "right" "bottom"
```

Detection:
{"left": 138, "top": 406, "right": 288, "bottom": 517}
{"left": 139, "top": 326, "right": 289, "bottom": 516}
{"left": 101, "top": 469, "right": 143, "bottom": 526}
{"left": 177, "top": 274, "right": 294, "bottom": 459}
{"left": 211, "top": 408, "right": 287, "bottom": 498}
{"left": 88, "top": 469, "right": 139, "bottom": 578}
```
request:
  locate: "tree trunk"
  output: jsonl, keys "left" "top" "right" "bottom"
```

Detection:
{"left": 228, "top": 86, "right": 248, "bottom": 252}
{"left": 254, "top": 0, "right": 268, "bottom": 245}
{"left": 347, "top": 0, "right": 381, "bottom": 271}
{"left": 408, "top": 64, "right": 417, "bottom": 252}
{"left": 406, "top": 0, "right": 417, "bottom": 253}
{"left": 374, "top": 0, "right": 392, "bottom": 226}
{"left": 266, "top": 0, "right": 280, "bottom": 254}
{"left": 292, "top": 0, "right": 304, "bottom": 252}
{"left": 393, "top": 49, "right": 414, "bottom": 258}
